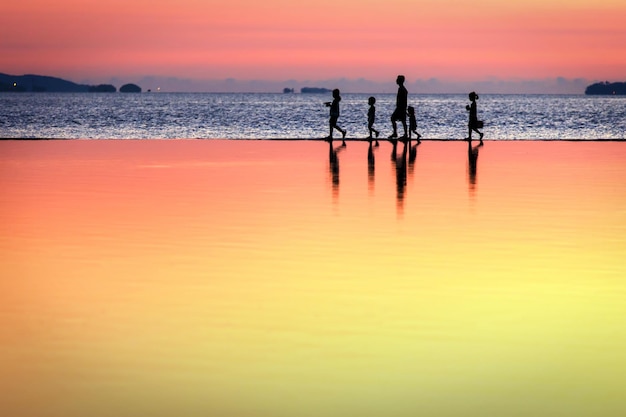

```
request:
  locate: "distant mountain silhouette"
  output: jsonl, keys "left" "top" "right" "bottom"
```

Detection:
{"left": 0, "top": 73, "right": 90, "bottom": 92}
{"left": 0, "top": 73, "right": 137, "bottom": 93}
{"left": 585, "top": 81, "right": 626, "bottom": 95}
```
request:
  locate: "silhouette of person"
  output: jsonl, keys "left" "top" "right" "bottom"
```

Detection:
{"left": 389, "top": 75, "right": 408, "bottom": 140}
{"left": 367, "top": 96, "right": 380, "bottom": 145}
{"left": 407, "top": 105, "right": 421, "bottom": 144}
{"left": 325, "top": 88, "right": 347, "bottom": 145}
{"left": 466, "top": 91, "right": 484, "bottom": 144}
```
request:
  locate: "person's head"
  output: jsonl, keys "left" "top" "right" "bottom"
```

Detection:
{"left": 333, "top": 88, "right": 340, "bottom": 99}
{"left": 407, "top": 106, "right": 415, "bottom": 114}
{"left": 396, "top": 75, "right": 405, "bottom": 85}
{"left": 368, "top": 96, "right": 376, "bottom": 105}
{"left": 469, "top": 91, "right": 478, "bottom": 101}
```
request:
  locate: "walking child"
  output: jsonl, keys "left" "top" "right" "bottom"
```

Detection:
{"left": 466, "top": 91, "right": 484, "bottom": 144}
{"left": 325, "top": 89, "right": 347, "bottom": 145}
{"left": 367, "top": 96, "right": 380, "bottom": 145}
{"left": 407, "top": 106, "right": 421, "bottom": 144}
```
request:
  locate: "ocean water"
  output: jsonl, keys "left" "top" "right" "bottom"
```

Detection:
{"left": 2, "top": 139, "right": 626, "bottom": 417}
{"left": 1, "top": 92, "right": 625, "bottom": 139}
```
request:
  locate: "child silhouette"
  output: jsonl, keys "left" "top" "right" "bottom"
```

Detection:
{"left": 325, "top": 89, "right": 347, "bottom": 145}
{"left": 407, "top": 106, "right": 421, "bottom": 144}
{"left": 466, "top": 91, "right": 484, "bottom": 144}
{"left": 367, "top": 96, "right": 380, "bottom": 145}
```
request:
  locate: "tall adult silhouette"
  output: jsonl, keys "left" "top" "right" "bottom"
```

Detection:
{"left": 389, "top": 75, "right": 408, "bottom": 140}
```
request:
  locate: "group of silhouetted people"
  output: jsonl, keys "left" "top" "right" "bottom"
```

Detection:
{"left": 324, "top": 75, "right": 484, "bottom": 146}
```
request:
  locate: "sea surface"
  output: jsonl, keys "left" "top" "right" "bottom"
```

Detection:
{"left": 1, "top": 139, "right": 626, "bottom": 417}
{"left": 1, "top": 92, "right": 625, "bottom": 139}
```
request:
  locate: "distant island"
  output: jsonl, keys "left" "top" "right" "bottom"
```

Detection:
{"left": 89, "top": 84, "right": 116, "bottom": 93}
{"left": 120, "top": 83, "right": 142, "bottom": 93}
{"left": 0, "top": 73, "right": 141, "bottom": 93}
{"left": 585, "top": 81, "right": 626, "bottom": 95}
{"left": 282, "top": 87, "right": 331, "bottom": 94}
{"left": 301, "top": 87, "right": 331, "bottom": 94}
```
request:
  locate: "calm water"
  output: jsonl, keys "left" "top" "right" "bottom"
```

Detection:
{"left": 1, "top": 139, "right": 626, "bottom": 416}
{"left": 1, "top": 93, "right": 625, "bottom": 139}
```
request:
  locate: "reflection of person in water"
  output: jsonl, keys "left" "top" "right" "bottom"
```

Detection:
{"left": 466, "top": 91, "right": 484, "bottom": 144}
{"left": 467, "top": 139, "right": 482, "bottom": 196}
{"left": 389, "top": 75, "right": 408, "bottom": 140}
{"left": 408, "top": 140, "right": 419, "bottom": 174}
{"left": 367, "top": 96, "right": 380, "bottom": 145}
{"left": 324, "top": 88, "right": 347, "bottom": 145}
{"left": 391, "top": 140, "right": 408, "bottom": 215}
{"left": 368, "top": 140, "right": 377, "bottom": 193}
{"left": 328, "top": 140, "right": 346, "bottom": 202}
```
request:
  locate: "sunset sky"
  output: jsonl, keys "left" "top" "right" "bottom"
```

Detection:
{"left": 2, "top": 0, "right": 625, "bottom": 92}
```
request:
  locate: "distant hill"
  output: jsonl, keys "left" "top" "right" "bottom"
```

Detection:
{"left": 0, "top": 73, "right": 91, "bottom": 92}
{"left": 585, "top": 81, "right": 626, "bottom": 95}
{"left": 120, "top": 83, "right": 141, "bottom": 93}
{"left": 0, "top": 73, "right": 137, "bottom": 93}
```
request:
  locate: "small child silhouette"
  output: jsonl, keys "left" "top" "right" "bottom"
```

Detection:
{"left": 367, "top": 96, "right": 380, "bottom": 145}
{"left": 407, "top": 106, "right": 421, "bottom": 144}
{"left": 325, "top": 89, "right": 347, "bottom": 145}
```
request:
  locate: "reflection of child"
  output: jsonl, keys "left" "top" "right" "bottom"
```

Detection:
{"left": 367, "top": 96, "right": 380, "bottom": 145}
{"left": 466, "top": 91, "right": 484, "bottom": 144}
{"left": 407, "top": 106, "right": 421, "bottom": 143}
{"left": 324, "top": 89, "right": 347, "bottom": 145}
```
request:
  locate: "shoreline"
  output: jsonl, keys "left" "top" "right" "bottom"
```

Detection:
{"left": 0, "top": 137, "right": 624, "bottom": 142}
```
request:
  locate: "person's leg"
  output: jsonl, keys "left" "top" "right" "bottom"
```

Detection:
{"left": 334, "top": 125, "right": 345, "bottom": 144}
{"left": 476, "top": 128, "right": 484, "bottom": 144}
{"left": 390, "top": 117, "right": 398, "bottom": 138}
{"left": 328, "top": 116, "right": 338, "bottom": 139}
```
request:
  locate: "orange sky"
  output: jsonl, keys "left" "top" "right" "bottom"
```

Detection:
{"left": 1, "top": 0, "right": 625, "bottom": 88}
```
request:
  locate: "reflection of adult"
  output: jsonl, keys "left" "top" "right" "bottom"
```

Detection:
{"left": 389, "top": 75, "right": 408, "bottom": 140}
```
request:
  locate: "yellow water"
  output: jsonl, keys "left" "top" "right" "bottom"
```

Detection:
{"left": 1, "top": 139, "right": 626, "bottom": 417}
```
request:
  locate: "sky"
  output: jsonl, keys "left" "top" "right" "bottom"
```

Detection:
{"left": 1, "top": 0, "right": 625, "bottom": 92}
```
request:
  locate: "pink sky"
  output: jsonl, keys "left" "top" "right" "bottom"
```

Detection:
{"left": 1, "top": 0, "right": 625, "bottom": 92}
